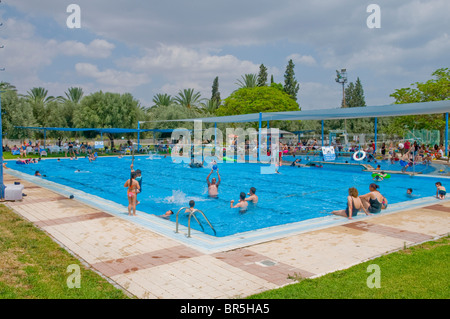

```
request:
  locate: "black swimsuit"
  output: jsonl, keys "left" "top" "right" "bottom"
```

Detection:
{"left": 345, "top": 198, "right": 360, "bottom": 217}
{"left": 368, "top": 197, "right": 382, "bottom": 214}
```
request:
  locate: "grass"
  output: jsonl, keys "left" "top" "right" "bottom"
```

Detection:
{"left": 249, "top": 236, "right": 450, "bottom": 299}
{"left": 0, "top": 205, "right": 129, "bottom": 299}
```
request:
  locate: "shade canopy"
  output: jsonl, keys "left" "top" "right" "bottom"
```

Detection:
{"left": 14, "top": 127, "right": 180, "bottom": 134}
{"left": 144, "top": 100, "right": 450, "bottom": 123}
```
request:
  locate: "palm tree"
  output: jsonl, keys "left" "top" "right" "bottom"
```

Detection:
{"left": 26, "top": 87, "right": 56, "bottom": 104}
{"left": 174, "top": 88, "right": 203, "bottom": 109}
{"left": 152, "top": 93, "right": 173, "bottom": 108}
{"left": 25, "top": 87, "right": 59, "bottom": 128}
{"left": 236, "top": 74, "right": 258, "bottom": 89}
{"left": 63, "top": 87, "right": 84, "bottom": 104}
{"left": 0, "top": 81, "right": 17, "bottom": 92}
{"left": 200, "top": 98, "right": 220, "bottom": 115}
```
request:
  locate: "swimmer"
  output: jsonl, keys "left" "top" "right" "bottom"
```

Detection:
{"left": 435, "top": 182, "right": 446, "bottom": 200}
{"left": 131, "top": 164, "right": 143, "bottom": 204}
{"left": 34, "top": 171, "right": 41, "bottom": 177}
{"left": 230, "top": 192, "right": 248, "bottom": 211}
{"left": 245, "top": 187, "right": 258, "bottom": 204}
{"left": 158, "top": 210, "right": 174, "bottom": 219}
{"left": 124, "top": 172, "right": 140, "bottom": 216}
{"left": 290, "top": 159, "right": 301, "bottom": 167}
{"left": 406, "top": 188, "right": 413, "bottom": 198}
{"left": 206, "top": 168, "right": 221, "bottom": 197}
{"left": 373, "top": 171, "right": 388, "bottom": 181}
{"left": 185, "top": 200, "right": 196, "bottom": 214}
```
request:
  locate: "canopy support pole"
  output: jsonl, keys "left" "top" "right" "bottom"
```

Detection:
{"left": 445, "top": 113, "right": 449, "bottom": 156}
{"left": 258, "top": 112, "right": 262, "bottom": 162}
{"left": 374, "top": 117, "right": 378, "bottom": 153}
{"left": 137, "top": 121, "right": 140, "bottom": 153}
{"left": 321, "top": 120, "right": 324, "bottom": 147}
{"left": 214, "top": 122, "right": 217, "bottom": 153}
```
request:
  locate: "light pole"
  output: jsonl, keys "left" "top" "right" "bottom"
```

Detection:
{"left": 335, "top": 68, "right": 348, "bottom": 130}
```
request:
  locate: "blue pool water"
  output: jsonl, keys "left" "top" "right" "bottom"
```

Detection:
{"left": 10, "top": 156, "right": 444, "bottom": 237}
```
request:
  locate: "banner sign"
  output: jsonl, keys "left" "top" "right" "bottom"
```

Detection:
{"left": 322, "top": 146, "right": 336, "bottom": 161}
{"left": 94, "top": 141, "right": 104, "bottom": 149}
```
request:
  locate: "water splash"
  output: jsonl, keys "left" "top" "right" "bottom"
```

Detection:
{"left": 160, "top": 190, "right": 210, "bottom": 205}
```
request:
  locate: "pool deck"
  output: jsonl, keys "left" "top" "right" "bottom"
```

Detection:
{"left": 3, "top": 171, "right": 450, "bottom": 299}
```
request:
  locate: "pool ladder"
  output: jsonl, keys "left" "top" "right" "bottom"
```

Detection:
{"left": 175, "top": 207, "right": 216, "bottom": 237}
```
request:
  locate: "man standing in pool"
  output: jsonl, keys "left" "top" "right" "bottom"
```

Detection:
{"left": 245, "top": 187, "right": 258, "bottom": 204}
{"left": 206, "top": 167, "right": 221, "bottom": 197}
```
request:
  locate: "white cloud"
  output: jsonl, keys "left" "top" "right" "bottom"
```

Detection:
{"left": 58, "top": 39, "right": 115, "bottom": 58}
{"left": 75, "top": 63, "right": 149, "bottom": 89}
{"left": 120, "top": 44, "right": 262, "bottom": 98}
{"left": 287, "top": 54, "right": 317, "bottom": 66}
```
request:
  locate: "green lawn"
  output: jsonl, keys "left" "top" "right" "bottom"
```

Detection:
{"left": 0, "top": 205, "right": 129, "bottom": 299}
{"left": 249, "top": 236, "right": 450, "bottom": 299}
{"left": 1, "top": 200, "right": 449, "bottom": 299}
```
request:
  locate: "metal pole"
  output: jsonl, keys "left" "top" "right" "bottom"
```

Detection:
{"left": 445, "top": 113, "right": 449, "bottom": 157}
{"left": 258, "top": 112, "right": 262, "bottom": 162}
{"left": 214, "top": 122, "right": 217, "bottom": 153}
{"left": 321, "top": 120, "right": 324, "bottom": 147}
{"left": 0, "top": 91, "right": 4, "bottom": 199}
{"left": 374, "top": 117, "right": 378, "bottom": 153}
{"left": 137, "top": 121, "right": 140, "bottom": 153}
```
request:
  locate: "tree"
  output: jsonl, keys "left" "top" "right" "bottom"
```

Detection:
{"left": 25, "top": 87, "right": 58, "bottom": 127}
{"left": 200, "top": 99, "right": 220, "bottom": 115}
{"left": 174, "top": 88, "right": 203, "bottom": 109}
{"left": 74, "top": 91, "right": 144, "bottom": 148}
{"left": 218, "top": 86, "right": 300, "bottom": 116}
{"left": 257, "top": 64, "right": 268, "bottom": 87}
{"left": 345, "top": 77, "right": 366, "bottom": 108}
{"left": 236, "top": 74, "right": 258, "bottom": 89}
{"left": 388, "top": 68, "right": 450, "bottom": 143}
{"left": 211, "top": 76, "right": 221, "bottom": 105}
{"left": 59, "top": 87, "right": 84, "bottom": 129}
{"left": 152, "top": 93, "right": 174, "bottom": 108}
{"left": 146, "top": 104, "right": 204, "bottom": 130}
{"left": 283, "top": 59, "right": 300, "bottom": 101}
{"left": 1, "top": 89, "right": 36, "bottom": 140}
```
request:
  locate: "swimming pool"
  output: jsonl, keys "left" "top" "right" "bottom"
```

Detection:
{"left": 9, "top": 155, "right": 445, "bottom": 237}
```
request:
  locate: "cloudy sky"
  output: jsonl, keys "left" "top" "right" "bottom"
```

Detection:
{"left": 0, "top": 0, "right": 448, "bottom": 110}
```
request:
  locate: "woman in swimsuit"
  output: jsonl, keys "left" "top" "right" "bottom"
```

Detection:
{"left": 359, "top": 183, "right": 388, "bottom": 214}
{"left": 331, "top": 187, "right": 370, "bottom": 219}
{"left": 124, "top": 172, "right": 140, "bottom": 216}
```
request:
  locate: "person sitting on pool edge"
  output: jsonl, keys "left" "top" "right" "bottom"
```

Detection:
{"left": 230, "top": 192, "right": 248, "bottom": 212}
{"left": 435, "top": 182, "right": 446, "bottom": 200}
{"left": 245, "top": 187, "right": 258, "bottom": 204}
{"left": 206, "top": 168, "right": 221, "bottom": 197}
{"left": 359, "top": 183, "right": 388, "bottom": 214}
{"left": 331, "top": 187, "right": 370, "bottom": 219}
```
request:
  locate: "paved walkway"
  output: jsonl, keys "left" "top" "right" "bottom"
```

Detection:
{"left": 3, "top": 173, "right": 450, "bottom": 299}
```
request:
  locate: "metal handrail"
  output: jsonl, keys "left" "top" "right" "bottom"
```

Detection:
{"left": 175, "top": 207, "right": 216, "bottom": 237}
